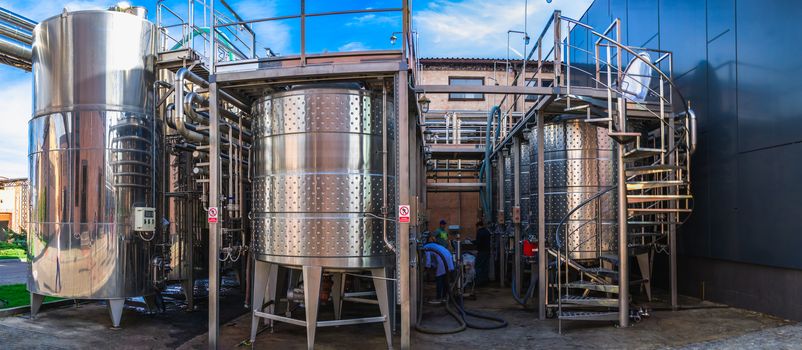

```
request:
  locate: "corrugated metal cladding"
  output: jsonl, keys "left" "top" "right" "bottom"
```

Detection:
{"left": 573, "top": 1, "right": 802, "bottom": 269}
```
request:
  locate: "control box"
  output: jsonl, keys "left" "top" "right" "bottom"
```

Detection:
{"left": 134, "top": 207, "right": 156, "bottom": 232}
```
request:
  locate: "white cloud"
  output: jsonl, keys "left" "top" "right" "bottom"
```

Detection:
{"left": 346, "top": 13, "right": 400, "bottom": 27}
{"left": 338, "top": 41, "right": 370, "bottom": 52}
{"left": 415, "top": 0, "right": 593, "bottom": 58}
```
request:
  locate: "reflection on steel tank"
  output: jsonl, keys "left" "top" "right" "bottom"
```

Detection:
{"left": 27, "top": 9, "right": 160, "bottom": 304}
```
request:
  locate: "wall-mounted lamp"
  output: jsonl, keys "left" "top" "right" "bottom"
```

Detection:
{"left": 418, "top": 94, "right": 431, "bottom": 113}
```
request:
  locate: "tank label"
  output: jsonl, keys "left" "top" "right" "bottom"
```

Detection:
{"left": 208, "top": 207, "right": 219, "bottom": 223}
{"left": 399, "top": 205, "right": 411, "bottom": 223}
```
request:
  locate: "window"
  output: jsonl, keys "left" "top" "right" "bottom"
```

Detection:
{"left": 541, "top": 78, "right": 554, "bottom": 87}
{"left": 449, "top": 77, "right": 484, "bottom": 101}
{"left": 525, "top": 78, "right": 538, "bottom": 101}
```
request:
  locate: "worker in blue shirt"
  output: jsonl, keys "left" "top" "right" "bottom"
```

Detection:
{"left": 423, "top": 234, "right": 455, "bottom": 302}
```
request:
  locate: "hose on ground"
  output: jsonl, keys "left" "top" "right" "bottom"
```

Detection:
{"left": 510, "top": 262, "right": 537, "bottom": 306}
{"left": 415, "top": 247, "right": 507, "bottom": 333}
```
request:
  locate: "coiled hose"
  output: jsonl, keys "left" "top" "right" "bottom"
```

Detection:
{"left": 510, "top": 263, "right": 537, "bottom": 306}
{"left": 415, "top": 247, "right": 507, "bottom": 334}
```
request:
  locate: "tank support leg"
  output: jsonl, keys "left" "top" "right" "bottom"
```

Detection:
{"left": 108, "top": 298, "right": 125, "bottom": 328}
{"left": 143, "top": 295, "right": 158, "bottom": 314}
{"left": 250, "top": 260, "right": 269, "bottom": 343}
{"left": 30, "top": 293, "right": 44, "bottom": 319}
{"left": 184, "top": 276, "right": 195, "bottom": 311}
{"left": 636, "top": 252, "right": 652, "bottom": 301}
{"left": 263, "top": 263, "right": 278, "bottom": 326}
{"left": 303, "top": 265, "right": 323, "bottom": 350}
{"left": 332, "top": 272, "right": 344, "bottom": 320}
{"left": 372, "top": 267, "right": 393, "bottom": 349}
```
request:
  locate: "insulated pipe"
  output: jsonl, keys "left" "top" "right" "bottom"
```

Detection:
{"left": 0, "top": 21, "right": 32, "bottom": 45}
{"left": 0, "top": 7, "right": 36, "bottom": 31}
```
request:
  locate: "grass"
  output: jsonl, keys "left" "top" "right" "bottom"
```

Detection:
{"left": 0, "top": 284, "right": 61, "bottom": 309}
{"left": 0, "top": 242, "right": 26, "bottom": 261}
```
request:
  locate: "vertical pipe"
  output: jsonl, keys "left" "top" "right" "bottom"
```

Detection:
{"left": 537, "top": 111, "right": 546, "bottom": 320}
{"left": 553, "top": 11, "right": 561, "bottom": 87}
{"left": 513, "top": 137, "right": 521, "bottom": 295}
{"left": 398, "top": 70, "right": 411, "bottom": 350}
{"left": 208, "top": 79, "right": 221, "bottom": 349}
{"left": 497, "top": 154, "right": 505, "bottom": 288}
{"left": 210, "top": 0, "right": 216, "bottom": 72}
{"left": 617, "top": 101, "right": 629, "bottom": 328}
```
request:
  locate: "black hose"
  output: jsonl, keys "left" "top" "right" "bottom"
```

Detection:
{"left": 415, "top": 248, "right": 466, "bottom": 334}
{"left": 415, "top": 247, "right": 507, "bottom": 334}
{"left": 510, "top": 263, "right": 537, "bottom": 306}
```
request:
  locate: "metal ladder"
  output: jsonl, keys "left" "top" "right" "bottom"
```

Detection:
{"left": 548, "top": 13, "right": 695, "bottom": 332}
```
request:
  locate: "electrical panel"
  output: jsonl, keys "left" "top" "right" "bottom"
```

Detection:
{"left": 134, "top": 207, "right": 156, "bottom": 232}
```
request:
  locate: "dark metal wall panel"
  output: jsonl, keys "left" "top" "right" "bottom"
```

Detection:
{"left": 658, "top": 0, "right": 706, "bottom": 79}
{"left": 626, "top": 0, "right": 659, "bottom": 48}
{"left": 736, "top": 0, "right": 802, "bottom": 152}
{"left": 736, "top": 142, "right": 802, "bottom": 269}
{"left": 704, "top": 28, "right": 739, "bottom": 261}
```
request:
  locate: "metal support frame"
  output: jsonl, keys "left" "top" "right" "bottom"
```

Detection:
{"left": 616, "top": 99, "right": 630, "bottom": 328}
{"left": 208, "top": 79, "right": 221, "bottom": 348}
{"left": 536, "top": 111, "right": 546, "bottom": 320}
{"left": 398, "top": 69, "right": 411, "bottom": 350}
{"left": 512, "top": 137, "right": 522, "bottom": 295}
{"left": 497, "top": 153, "right": 506, "bottom": 288}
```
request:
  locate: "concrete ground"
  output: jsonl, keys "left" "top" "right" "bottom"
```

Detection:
{"left": 0, "top": 259, "right": 27, "bottom": 285}
{"left": 0, "top": 286, "right": 797, "bottom": 349}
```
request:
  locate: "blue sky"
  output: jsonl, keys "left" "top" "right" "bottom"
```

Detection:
{"left": 0, "top": 0, "right": 591, "bottom": 178}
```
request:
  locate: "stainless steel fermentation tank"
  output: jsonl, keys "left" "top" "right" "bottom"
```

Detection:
{"left": 249, "top": 86, "right": 395, "bottom": 349}
{"left": 251, "top": 87, "right": 397, "bottom": 268}
{"left": 26, "top": 9, "right": 158, "bottom": 327}
{"left": 530, "top": 120, "right": 617, "bottom": 260}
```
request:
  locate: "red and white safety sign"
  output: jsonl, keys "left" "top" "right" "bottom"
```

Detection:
{"left": 398, "top": 205, "right": 411, "bottom": 223}
{"left": 207, "top": 207, "right": 219, "bottom": 223}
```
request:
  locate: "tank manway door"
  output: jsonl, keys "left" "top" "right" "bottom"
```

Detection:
{"left": 134, "top": 207, "right": 157, "bottom": 232}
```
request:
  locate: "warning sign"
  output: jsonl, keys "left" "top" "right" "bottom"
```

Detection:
{"left": 207, "top": 207, "right": 219, "bottom": 223}
{"left": 398, "top": 205, "right": 411, "bottom": 223}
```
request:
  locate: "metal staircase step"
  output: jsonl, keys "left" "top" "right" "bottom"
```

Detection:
{"left": 599, "top": 254, "right": 620, "bottom": 266}
{"left": 628, "top": 232, "right": 664, "bottom": 238}
{"left": 628, "top": 220, "right": 682, "bottom": 225}
{"left": 627, "top": 194, "right": 693, "bottom": 204}
{"left": 623, "top": 148, "right": 664, "bottom": 162}
{"left": 625, "top": 164, "right": 679, "bottom": 176}
{"left": 582, "top": 267, "right": 619, "bottom": 276}
{"left": 565, "top": 281, "right": 620, "bottom": 294}
{"left": 608, "top": 131, "right": 641, "bottom": 144}
{"left": 558, "top": 311, "right": 619, "bottom": 321}
{"left": 626, "top": 180, "right": 686, "bottom": 190}
{"left": 560, "top": 295, "right": 619, "bottom": 307}
{"left": 628, "top": 207, "right": 693, "bottom": 215}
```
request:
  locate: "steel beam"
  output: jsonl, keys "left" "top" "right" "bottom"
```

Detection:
{"left": 537, "top": 111, "right": 546, "bottom": 320}
{"left": 513, "top": 137, "right": 522, "bottom": 296}
{"left": 398, "top": 69, "right": 411, "bottom": 350}
{"left": 208, "top": 79, "right": 221, "bottom": 349}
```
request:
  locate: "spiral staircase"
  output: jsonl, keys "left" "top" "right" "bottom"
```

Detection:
{"left": 536, "top": 14, "right": 696, "bottom": 331}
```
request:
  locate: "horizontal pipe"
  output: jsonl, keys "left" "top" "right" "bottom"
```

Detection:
{"left": 176, "top": 67, "right": 250, "bottom": 112}
{"left": 0, "top": 35, "right": 31, "bottom": 63}
{"left": 0, "top": 7, "right": 36, "bottom": 31}
{"left": 0, "top": 21, "right": 32, "bottom": 44}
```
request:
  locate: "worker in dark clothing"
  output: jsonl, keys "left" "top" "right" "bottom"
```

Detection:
{"left": 474, "top": 221, "right": 492, "bottom": 286}
{"left": 424, "top": 234, "right": 455, "bottom": 302}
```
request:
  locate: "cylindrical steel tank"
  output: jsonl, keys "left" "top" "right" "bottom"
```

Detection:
{"left": 530, "top": 120, "right": 616, "bottom": 260}
{"left": 27, "top": 10, "right": 159, "bottom": 299}
{"left": 251, "top": 86, "right": 396, "bottom": 268}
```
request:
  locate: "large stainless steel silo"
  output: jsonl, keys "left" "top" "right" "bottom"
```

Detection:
{"left": 249, "top": 85, "right": 396, "bottom": 349}
{"left": 530, "top": 120, "right": 617, "bottom": 260}
{"left": 27, "top": 9, "right": 159, "bottom": 327}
